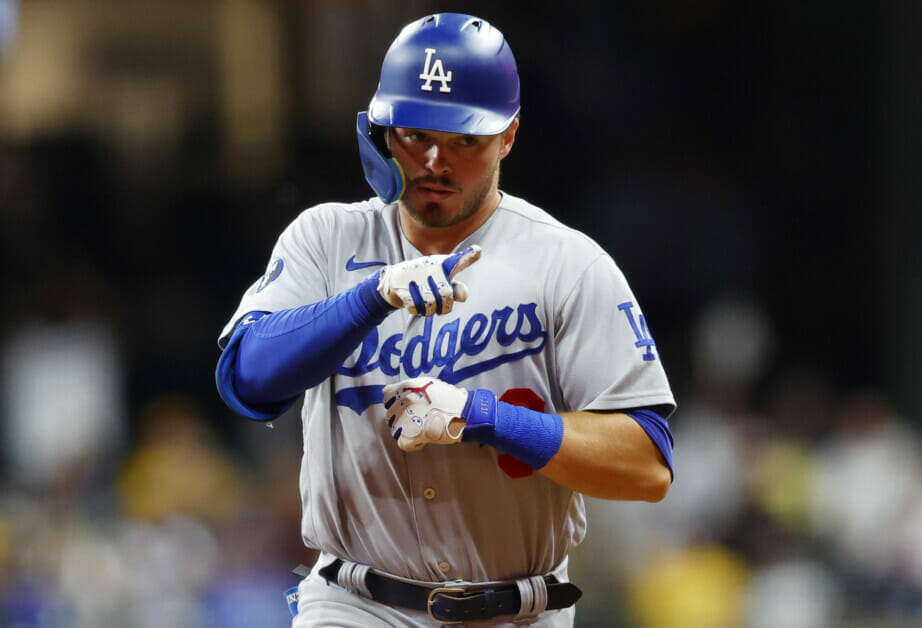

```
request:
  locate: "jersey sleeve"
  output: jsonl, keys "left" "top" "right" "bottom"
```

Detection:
{"left": 218, "top": 206, "right": 334, "bottom": 348}
{"left": 554, "top": 254, "right": 676, "bottom": 415}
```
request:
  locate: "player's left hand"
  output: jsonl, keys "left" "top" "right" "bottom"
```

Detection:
{"left": 382, "top": 377, "right": 469, "bottom": 451}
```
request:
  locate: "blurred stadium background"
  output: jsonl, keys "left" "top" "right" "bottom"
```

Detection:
{"left": 1, "top": 1, "right": 921, "bottom": 626}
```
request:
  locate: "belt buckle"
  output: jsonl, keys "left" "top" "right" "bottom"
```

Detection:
{"left": 427, "top": 586, "right": 467, "bottom": 624}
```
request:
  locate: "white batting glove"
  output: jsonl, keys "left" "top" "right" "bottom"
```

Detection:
{"left": 382, "top": 377, "right": 469, "bottom": 451}
{"left": 377, "top": 245, "right": 481, "bottom": 316}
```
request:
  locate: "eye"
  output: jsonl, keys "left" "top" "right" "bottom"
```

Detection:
{"left": 456, "top": 135, "right": 478, "bottom": 147}
{"left": 404, "top": 130, "right": 428, "bottom": 143}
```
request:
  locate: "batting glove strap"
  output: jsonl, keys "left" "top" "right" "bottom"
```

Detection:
{"left": 460, "top": 389, "right": 498, "bottom": 441}
{"left": 462, "top": 391, "right": 564, "bottom": 471}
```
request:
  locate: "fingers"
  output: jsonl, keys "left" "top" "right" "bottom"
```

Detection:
{"left": 382, "top": 378, "right": 468, "bottom": 451}
{"left": 394, "top": 413, "right": 423, "bottom": 438}
{"left": 426, "top": 276, "right": 443, "bottom": 315}
{"left": 442, "top": 245, "right": 482, "bottom": 279}
{"left": 388, "top": 406, "right": 427, "bottom": 450}
{"left": 451, "top": 281, "right": 469, "bottom": 303}
{"left": 407, "top": 282, "right": 427, "bottom": 315}
{"left": 401, "top": 281, "right": 457, "bottom": 316}
{"left": 381, "top": 247, "right": 481, "bottom": 317}
{"left": 399, "top": 437, "right": 427, "bottom": 452}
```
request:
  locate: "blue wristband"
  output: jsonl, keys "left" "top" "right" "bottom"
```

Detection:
{"left": 461, "top": 390, "right": 564, "bottom": 470}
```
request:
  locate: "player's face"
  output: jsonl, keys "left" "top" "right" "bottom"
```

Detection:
{"left": 389, "top": 123, "right": 517, "bottom": 230}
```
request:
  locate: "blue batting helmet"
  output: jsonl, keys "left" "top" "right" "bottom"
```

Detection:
{"left": 357, "top": 13, "right": 521, "bottom": 202}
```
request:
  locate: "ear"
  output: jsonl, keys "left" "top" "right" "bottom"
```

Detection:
{"left": 498, "top": 118, "right": 519, "bottom": 160}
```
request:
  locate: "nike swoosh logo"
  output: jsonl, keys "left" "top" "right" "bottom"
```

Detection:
{"left": 346, "top": 255, "right": 387, "bottom": 271}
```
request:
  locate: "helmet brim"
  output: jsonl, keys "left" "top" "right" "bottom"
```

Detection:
{"left": 368, "top": 97, "right": 519, "bottom": 136}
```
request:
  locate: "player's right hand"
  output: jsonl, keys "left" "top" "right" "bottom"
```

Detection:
{"left": 376, "top": 245, "right": 481, "bottom": 316}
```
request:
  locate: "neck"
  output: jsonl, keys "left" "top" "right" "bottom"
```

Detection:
{"left": 399, "top": 190, "right": 501, "bottom": 255}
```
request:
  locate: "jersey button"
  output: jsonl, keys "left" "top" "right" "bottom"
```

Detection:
{"left": 423, "top": 487, "right": 436, "bottom": 500}
{"left": 438, "top": 561, "right": 451, "bottom": 574}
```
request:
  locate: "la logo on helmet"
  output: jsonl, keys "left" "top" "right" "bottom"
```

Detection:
{"left": 419, "top": 48, "right": 452, "bottom": 93}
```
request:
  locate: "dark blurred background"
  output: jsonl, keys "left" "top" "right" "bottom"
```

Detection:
{"left": 1, "top": 1, "right": 921, "bottom": 626}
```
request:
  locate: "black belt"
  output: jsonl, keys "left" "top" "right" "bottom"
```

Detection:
{"left": 306, "top": 559, "right": 582, "bottom": 623}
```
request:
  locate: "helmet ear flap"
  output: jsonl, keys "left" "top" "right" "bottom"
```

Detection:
{"left": 356, "top": 112, "right": 405, "bottom": 203}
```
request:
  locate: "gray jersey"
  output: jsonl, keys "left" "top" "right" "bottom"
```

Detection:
{"left": 220, "top": 192, "right": 675, "bottom": 584}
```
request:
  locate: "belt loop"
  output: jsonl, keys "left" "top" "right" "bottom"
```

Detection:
{"left": 336, "top": 560, "right": 372, "bottom": 599}
{"left": 514, "top": 575, "right": 548, "bottom": 620}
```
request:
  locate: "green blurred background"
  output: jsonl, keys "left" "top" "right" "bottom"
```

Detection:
{"left": 1, "top": 1, "right": 921, "bottom": 626}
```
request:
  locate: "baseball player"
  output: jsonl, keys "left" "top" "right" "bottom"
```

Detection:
{"left": 216, "top": 13, "right": 675, "bottom": 627}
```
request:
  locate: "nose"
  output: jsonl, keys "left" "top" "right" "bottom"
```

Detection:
{"left": 423, "top": 143, "right": 451, "bottom": 175}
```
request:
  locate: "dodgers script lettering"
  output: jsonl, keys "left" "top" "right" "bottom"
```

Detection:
{"left": 335, "top": 303, "right": 546, "bottom": 413}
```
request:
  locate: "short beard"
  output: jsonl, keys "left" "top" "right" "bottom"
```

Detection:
{"left": 404, "top": 160, "right": 500, "bottom": 229}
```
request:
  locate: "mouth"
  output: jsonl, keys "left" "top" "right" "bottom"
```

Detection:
{"left": 415, "top": 184, "right": 457, "bottom": 202}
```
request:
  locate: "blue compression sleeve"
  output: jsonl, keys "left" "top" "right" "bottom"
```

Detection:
{"left": 215, "top": 272, "right": 395, "bottom": 419}
{"left": 625, "top": 408, "right": 675, "bottom": 478}
{"left": 216, "top": 312, "right": 285, "bottom": 420}
{"left": 461, "top": 390, "right": 564, "bottom": 470}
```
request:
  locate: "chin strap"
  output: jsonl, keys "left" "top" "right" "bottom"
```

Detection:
{"left": 356, "top": 111, "right": 405, "bottom": 203}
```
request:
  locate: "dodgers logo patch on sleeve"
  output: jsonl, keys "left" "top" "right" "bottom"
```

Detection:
{"left": 618, "top": 301, "right": 658, "bottom": 361}
{"left": 255, "top": 258, "right": 284, "bottom": 293}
